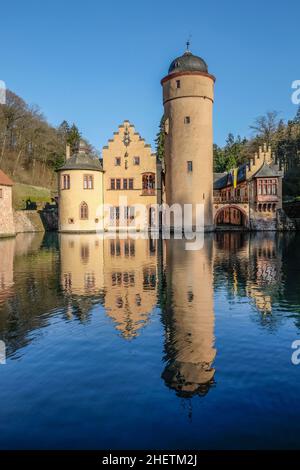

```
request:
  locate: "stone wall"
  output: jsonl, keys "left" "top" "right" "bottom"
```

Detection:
{"left": 0, "top": 185, "right": 15, "bottom": 237}
{"left": 14, "top": 209, "right": 58, "bottom": 233}
{"left": 14, "top": 210, "right": 45, "bottom": 233}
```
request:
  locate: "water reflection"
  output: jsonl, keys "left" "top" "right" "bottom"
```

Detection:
{"left": 213, "top": 232, "right": 287, "bottom": 327}
{"left": 160, "top": 238, "right": 216, "bottom": 397}
{"left": 103, "top": 237, "right": 157, "bottom": 339}
{"left": 0, "top": 237, "right": 15, "bottom": 302}
{"left": 1, "top": 231, "right": 300, "bottom": 389}
{"left": 0, "top": 232, "right": 61, "bottom": 357}
{"left": 59, "top": 234, "right": 158, "bottom": 339}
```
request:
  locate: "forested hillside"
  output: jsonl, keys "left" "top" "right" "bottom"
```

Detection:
{"left": 0, "top": 90, "right": 92, "bottom": 189}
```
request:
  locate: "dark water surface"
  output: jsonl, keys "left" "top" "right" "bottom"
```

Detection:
{"left": 0, "top": 232, "right": 300, "bottom": 449}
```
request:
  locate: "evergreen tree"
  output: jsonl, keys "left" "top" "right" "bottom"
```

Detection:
{"left": 67, "top": 123, "right": 81, "bottom": 152}
{"left": 293, "top": 105, "right": 300, "bottom": 124}
{"left": 155, "top": 116, "right": 165, "bottom": 163}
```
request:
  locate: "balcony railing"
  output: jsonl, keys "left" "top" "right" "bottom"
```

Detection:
{"left": 214, "top": 196, "right": 249, "bottom": 204}
{"left": 142, "top": 188, "right": 155, "bottom": 196}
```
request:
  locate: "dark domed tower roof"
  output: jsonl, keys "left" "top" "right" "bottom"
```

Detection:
{"left": 58, "top": 140, "right": 103, "bottom": 172}
{"left": 168, "top": 50, "right": 208, "bottom": 75}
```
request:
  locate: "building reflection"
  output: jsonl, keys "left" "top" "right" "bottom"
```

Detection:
{"left": 59, "top": 234, "right": 158, "bottom": 339}
{"left": 246, "top": 233, "right": 281, "bottom": 314}
{"left": 160, "top": 238, "right": 216, "bottom": 397}
{"left": 103, "top": 237, "right": 157, "bottom": 339}
{"left": 0, "top": 232, "right": 62, "bottom": 357}
{"left": 0, "top": 237, "right": 15, "bottom": 305}
{"left": 60, "top": 234, "right": 105, "bottom": 297}
{"left": 213, "top": 232, "right": 282, "bottom": 316}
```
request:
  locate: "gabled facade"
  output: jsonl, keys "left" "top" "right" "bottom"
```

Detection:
{"left": 102, "top": 120, "right": 157, "bottom": 231}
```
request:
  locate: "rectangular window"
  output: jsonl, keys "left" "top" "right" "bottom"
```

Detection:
{"left": 187, "top": 161, "right": 193, "bottom": 173}
{"left": 115, "top": 157, "right": 121, "bottom": 166}
{"left": 116, "top": 179, "right": 121, "bottom": 190}
{"left": 123, "top": 178, "right": 128, "bottom": 190}
{"left": 62, "top": 174, "right": 70, "bottom": 190}
{"left": 0, "top": 188, "right": 2, "bottom": 198}
{"left": 129, "top": 178, "right": 134, "bottom": 190}
{"left": 83, "top": 174, "right": 94, "bottom": 189}
{"left": 258, "top": 180, "right": 262, "bottom": 195}
{"left": 115, "top": 206, "right": 120, "bottom": 220}
{"left": 263, "top": 180, "right": 267, "bottom": 195}
{"left": 184, "top": 116, "right": 191, "bottom": 124}
{"left": 110, "top": 179, "right": 115, "bottom": 190}
{"left": 176, "top": 80, "right": 181, "bottom": 88}
{"left": 133, "top": 156, "right": 140, "bottom": 165}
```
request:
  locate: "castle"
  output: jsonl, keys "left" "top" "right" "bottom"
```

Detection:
{"left": 58, "top": 47, "right": 284, "bottom": 233}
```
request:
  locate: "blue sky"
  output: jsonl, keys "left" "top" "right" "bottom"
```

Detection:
{"left": 1, "top": 0, "right": 299, "bottom": 153}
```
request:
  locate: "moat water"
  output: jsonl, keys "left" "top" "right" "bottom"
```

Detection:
{"left": 0, "top": 231, "right": 300, "bottom": 449}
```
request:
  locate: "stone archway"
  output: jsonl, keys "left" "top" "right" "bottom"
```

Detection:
{"left": 214, "top": 205, "right": 248, "bottom": 228}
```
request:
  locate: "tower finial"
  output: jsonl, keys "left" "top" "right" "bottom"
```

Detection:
{"left": 186, "top": 34, "right": 192, "bottom": 52}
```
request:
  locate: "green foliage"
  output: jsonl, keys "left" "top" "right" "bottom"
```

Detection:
{"left": 67, "top": 123, "right": 81, "bottom": 152}
{"left": 12, "top": 183, "right": 52, "bottom": 210}
{"left": 213, "top": 133, "right": 248, "bottom": 172}
{"left": 155, "top": 116, "right": 165, "bottom": 162}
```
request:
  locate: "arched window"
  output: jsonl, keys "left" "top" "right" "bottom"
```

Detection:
{"left": 142, "top": 173, "right": 155, "bottom": 195}
{"left": 80, "top": 202, "right": 88, "bottom": 220}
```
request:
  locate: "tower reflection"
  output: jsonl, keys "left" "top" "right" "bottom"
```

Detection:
{"left": 161, "top": 238, "right": 216, "bottom": 397}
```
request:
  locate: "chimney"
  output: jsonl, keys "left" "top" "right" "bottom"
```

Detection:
{"left": 66, "top": 144, "right": 71, "bottom": 160}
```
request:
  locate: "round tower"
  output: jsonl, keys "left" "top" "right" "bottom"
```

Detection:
{"left": 57, "top": 141, "right": 104, "bottom": 233}
{"left": 161, "top": 46, "right": 215, "bottom": 231}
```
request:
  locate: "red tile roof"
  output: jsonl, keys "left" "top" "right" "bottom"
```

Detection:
{"left": 0, "top": 169, "right": 13, "bottom": 186}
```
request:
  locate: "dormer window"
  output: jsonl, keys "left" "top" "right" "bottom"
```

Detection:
{"left": 115, "top": 157, "right": 121, "bottom": 166}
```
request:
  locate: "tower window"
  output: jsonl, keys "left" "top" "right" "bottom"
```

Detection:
{"left": 115, "top": 157, "right": 121, "bottom": 166}
{"left": 62, "top": 174, "right": 70, "bottom": 190}
{"left": 184, "top": 116, "right": 191, "bottom": 124}
{"left": 80, "top": 202, "right": 88, "bottom": 220}
{"left": 176, "top": 80, "right": 181, "bottom": 89}
{"left": 83, "top": 174, "right": 94, "bottom": 189}
{"left": 187, "top": 161, "right": 193, "bottom": 173}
